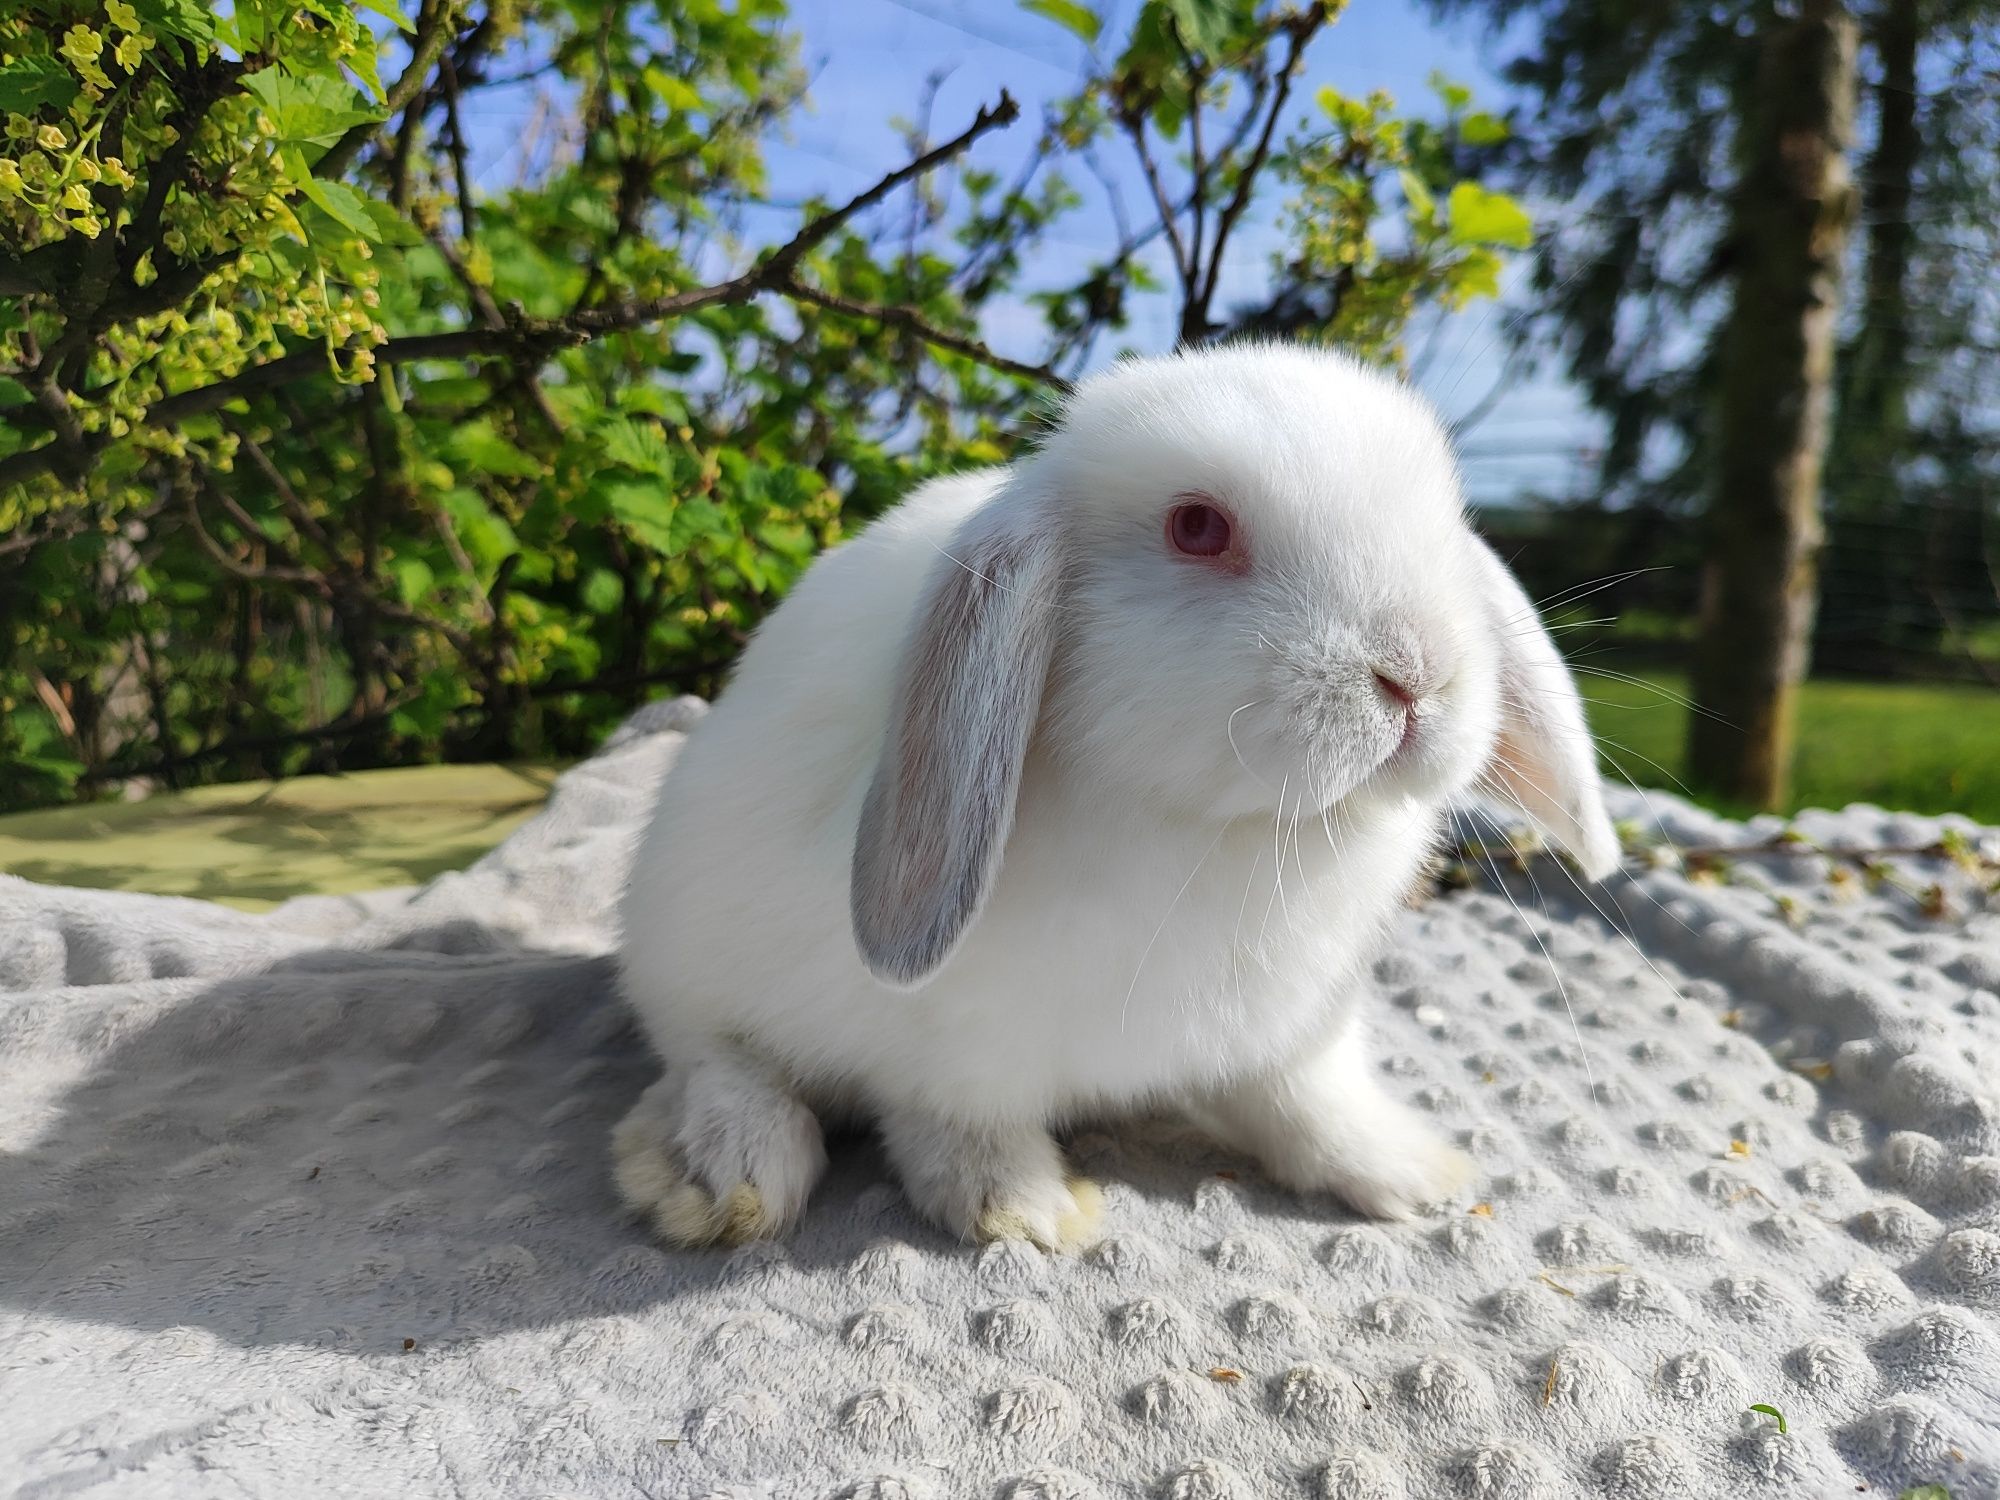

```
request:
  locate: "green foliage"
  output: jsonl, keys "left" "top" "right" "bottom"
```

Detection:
{"left": 1021, "top": 0, "right": 1101, "bottom": 44}
{"left": 3, "top": 0, "right": 1524, "bottom": 810}
{"left": 1273, "top": 73, "right": 1525, "bottom": 359}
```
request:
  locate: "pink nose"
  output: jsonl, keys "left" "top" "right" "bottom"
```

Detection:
{"left": 1373, "top": 671, "right": 1416, "bottom": 711}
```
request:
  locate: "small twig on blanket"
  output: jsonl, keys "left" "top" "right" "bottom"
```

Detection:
{"left": 1535, "top": 1264, "right": 1628, "bottom": 1298}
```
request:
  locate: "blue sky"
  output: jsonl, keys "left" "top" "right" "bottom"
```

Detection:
{"left": 461, "top": 0, "right": 1606, "bottom": 506}
{"left": 765, "top": 0, "right": 1606, "bottom": 507}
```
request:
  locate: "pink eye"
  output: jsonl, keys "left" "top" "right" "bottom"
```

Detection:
{"left": 1168, "top": 499, "right": 1233, "bottom": 560}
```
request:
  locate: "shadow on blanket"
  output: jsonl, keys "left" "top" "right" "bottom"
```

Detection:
{"left": 0, "top": 937, "right": 913, "bottom": 1352}
{"left": 0, "top": 931, "right": 1272, "bottom": 1356}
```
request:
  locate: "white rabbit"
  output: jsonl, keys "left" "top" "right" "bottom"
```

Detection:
{"left": 613, "top": 341, "right": 1618, "bottom": 1251}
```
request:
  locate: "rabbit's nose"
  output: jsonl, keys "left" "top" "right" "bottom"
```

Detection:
{"left": 1372, "top": 670, "right": 1416, "bottom": 711}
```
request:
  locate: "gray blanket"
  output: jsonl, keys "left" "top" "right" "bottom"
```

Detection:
{"left": 4, "top": 701, "right": 1997, "bottom": 1500}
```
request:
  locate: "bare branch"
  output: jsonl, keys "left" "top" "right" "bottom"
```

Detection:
{"left": 763, "top": 89, "right": 1019, "bottom": 287}
{"left": 440, "top": 49, "right": 477, "bottom": 245}
{"left": 787, "top": 283, "right": 1066, "bottom": 387}
{"left": 1194, "top": 12, "right": 1321, "bottom": 329}
{"left": 1119, "top": 106, "right": 1197, "bottom": 304}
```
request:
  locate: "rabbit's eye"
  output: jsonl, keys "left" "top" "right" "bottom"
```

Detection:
{"left": 1168, "top": 499, "right": 1233, "bottom": 560}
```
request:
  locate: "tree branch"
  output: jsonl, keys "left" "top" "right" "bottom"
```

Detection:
{"left": 1194, "top": 12, "right": 1320, "bottom": 328}
{"left": 786, "top": 284, "right": 1064, "bottom": 386}
{"left": 763, "top": 89, "right": 1019, "bottom": 286}
{"left": 1, "top": 94, "right": 1045, "bottom": 492}
{"left": 318, "top": 0, "right": 457, "bottom": 183}
{"left": 1118, "top": 105, "right": 1196, "bottom": 305}
{"left": 440, "top": 49, "right": 477, "bottom": 245}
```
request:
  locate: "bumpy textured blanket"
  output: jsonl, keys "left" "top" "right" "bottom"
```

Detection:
{"left": 3, "top": 701, "right": 1998, "bottom": 1500}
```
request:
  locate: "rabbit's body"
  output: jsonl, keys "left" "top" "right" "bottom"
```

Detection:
{"left": 614, "top": 344, "right": 1616, "bottom": 1249}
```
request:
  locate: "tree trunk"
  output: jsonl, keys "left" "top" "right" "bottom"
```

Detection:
{"left": 1842, "top": 0, "right": 1918, "bottom": 466}
{"left": 1817, "top": 0, "right": 1922, "bottom": 673}
{"left": 1686, "top": 0, "right": 1859, "bottom": 809}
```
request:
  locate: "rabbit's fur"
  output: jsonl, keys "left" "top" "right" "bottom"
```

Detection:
{"left": 614, "top": 342, "right": 1616, "bottom": 1250}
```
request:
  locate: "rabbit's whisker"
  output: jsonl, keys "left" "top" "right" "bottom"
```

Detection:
{"left": 1226, "top": 700, "right": 1271, "bottom": 791}
{"left": 1259, "top": 775, "right": 1293, "bottom": 951}
{"left": 1448, "top": 797, "right": 1601, "bottom": 1118}
{"left": 1501, "top": 566, "right": 1671, "bottom": 627}
{"left": 1120, "top": 825, "right": 1229, "bottom": 1037}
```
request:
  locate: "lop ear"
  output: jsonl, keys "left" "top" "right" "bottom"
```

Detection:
{"left": 851, "top": 496, "right": 1066, "bottom": 988}
{"left": 1468, "top": 535, "right": 1620, "bottom": 881}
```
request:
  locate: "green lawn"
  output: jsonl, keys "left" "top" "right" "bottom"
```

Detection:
{"left": 1, "top": 674, "right": 1991, "bottom": 912}
{"left": 0, "top": 763, "right": 555, "bottom": 910}
{"left": 1582, "top": 670, "right": 2000, "bottom": 824}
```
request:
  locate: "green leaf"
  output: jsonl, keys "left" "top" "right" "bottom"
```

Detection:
{"left": 1159, "top": 0, "right": 1237, "bottom": 56}
{"left": 642, "top": 67, "right": 704, "bottom": 113}
{"left": 1898, "top": 1488, "right": 1952, "bottom": 1500}
{"left": 599, "top": 416, "right": 675, "bottom": 477}
{"left": 1446, "top": 182, "right": 1533, "bottom": 249}
{"left": 351, "top": 0, "right": 417, "bottom": 33}
{"left": 1397, "top": 169, "right": 1436, "bottom": 221}
{"left": 358, "top": 197, "right": 423, "bottom": 246}
{"left": 668, "top": 497, "right": 731, "bottom": 551}
{"left": 1430, "top": 71, "right": 1472, "bottom": 112}
{"left": 0, "top": 56, "right": 80, "bottom": 115}
{"left": 299, "top": 175, "right": 383, "bottom": 242}
{"left": 389, "top": 556, "right": 434, "bottom": 606}
{"left": 244, "top": 71, "right": 383, "bottom": 146}
{"left": 410, "top": 374, "right": 490, "bottom": 407}
{"left": 579, "top": 567, "right": 624, "bottom": 615}
{"left": 1315, "top": 85, "right": 1371, "bottom": 132}
{"left": 1448, "top": 247, "right": 1502, "bottom": 302}
{"left": 447, "top": 419, "right": 542, "bottom": 479}
{"left": 593, "top": 476, "right": 677, "bottom": 553}
{"left": 132, "top": 0, "right": 218, "bottom": 43}
{"left": 1021, "top": 0, "right": 1101, "bottom": 44}
{"left": 0, "top": 376, "right": 30, "bottom": 409}
{"left": 617, "top": 385, "right": 690, "bottom": 426}
{"left": 440, "top": 488, "right": 519, "bottom": 570}
{"left": 1459, "top": 111, "right": 1509, "bottom": 146}
{"left": 1747, "top": 1405, "right": 1788, "bottom": 1435}
{"left": 754, "top": 520, "right": 813, "bottom": 560}
{"left": 344, "top": 31, "right": 385, "bottom": 102}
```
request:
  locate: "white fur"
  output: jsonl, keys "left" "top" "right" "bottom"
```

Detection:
{"left": 613, "top": 342, "right": 1617, "bottom": 1246}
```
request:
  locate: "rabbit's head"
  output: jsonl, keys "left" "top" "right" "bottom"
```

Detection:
{"left": 853, "top": 342, "right": 1616, "bottom": 987}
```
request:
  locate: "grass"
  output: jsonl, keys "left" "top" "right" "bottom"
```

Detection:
{"left": 1582, "top": 669, "right": 2000, "bottom": 824}
{"left": 1, "top": 671, "right": 1991, "bottom": 911}
{"left": 0, "top": 762, "right": 555, "bottom": 910}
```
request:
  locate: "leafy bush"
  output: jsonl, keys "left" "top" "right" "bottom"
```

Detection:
{"left": 1, "top": 0, "right": 1526, "bottom": 810}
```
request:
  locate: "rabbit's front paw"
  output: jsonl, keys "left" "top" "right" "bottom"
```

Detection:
{"left": 973, "top": 1174, "right": 1104, "bottom": 1252}
{"left": 1194, "top": 1038, "right": 1477, "bottom": 1223}
{"left": 610, "top": 1057, "right": 826, "bottom": 1247}
{"left": 882, "top": 1109, "right": 1103, "bottom": 1253}
{"left": 1299, "top": 1128, "right": 1474, "bottom": 1221}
